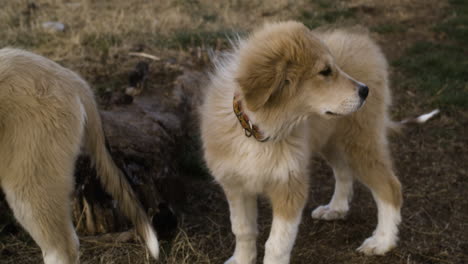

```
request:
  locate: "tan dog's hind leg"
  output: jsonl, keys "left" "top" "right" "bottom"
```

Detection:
{"left": 312, "top": 149, "right": 353, "bottom": 220}
{"left": 0, "top": 97, "right": 85, "bottom": 264}
{"left": 263, "top": 174, "right": 308, "bottom": 264}
{"left": 2, "top": 179, "right": 79, "bottom": 264}
{"left": 1, "top": 131, "right": 82, "bottom": 264}
{"left": 347, "top": 141, "right": 402, "bottom": 255}
{"left": 223, "top": 188, "right": 258, "bottom": 264}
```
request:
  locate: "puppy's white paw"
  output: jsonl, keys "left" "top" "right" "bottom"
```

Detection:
{"left": 311, "top": 205, "right": 348, "bottom": 220}
{"left": 357, "top": 235, "right": 396, "bottom": 255}
{"left": 224, "top": 256, "right": 236, "bottom": 264}
{"left": 225, "top": 255, "right": 256, "bottom": 264}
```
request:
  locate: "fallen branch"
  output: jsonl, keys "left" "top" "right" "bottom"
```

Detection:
{"left": 128, "top": 52, "right": 161, "bottom": 61}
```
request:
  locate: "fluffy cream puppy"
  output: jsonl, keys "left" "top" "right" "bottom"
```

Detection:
{"left": 200, "top": 21, "right": 433, "bottom": 264}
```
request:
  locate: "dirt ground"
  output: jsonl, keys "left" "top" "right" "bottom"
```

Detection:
{"left": 0, "top": 0, "right": 467, "bottom": 263}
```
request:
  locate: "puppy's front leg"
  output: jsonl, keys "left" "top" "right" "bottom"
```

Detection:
{"left": 264, "top": 174, "right": 308, "bottom": 264}
{"left": 223, "top": 188, "right": 258, "bottom": 264}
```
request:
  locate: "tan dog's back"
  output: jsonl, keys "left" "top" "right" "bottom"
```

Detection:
{"left": 0, "top": 49, "right": 86, "bottom": 263}
{"left": 0, "top": 48, "right": 158, "bottom": 263}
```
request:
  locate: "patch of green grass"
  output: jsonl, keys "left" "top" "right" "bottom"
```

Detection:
{"left": 371, "top": 23, "right": 407, "bottom": 34}
{"left": 300, "top": 8, "right": 356, "bottom": 29}
{"left": 301, "top": 10, "right": 314, "bottom": 20}
{"left": 171, "top": 31, "right": 224, "bottom": 48}
{"left": 321, "top": 9, "right": 355, "bottom": 23}
{"left": 393, "top": 42, "right": 468, "bottom": 108}
{"left": 0, "top": 29, "right": 52, "bottom": 50}
{"left": 433, "top": 0, "right": 468, "bottom": 45}
{"left": 81, "top": 33, "right": 123, "bottom": 54}
{"left": 150, "top": 29, "right": 244, "bottom": 49}
{"left": 300, "top": 15, "right": 323, "bottom": 29}
{"left": 393, "top": 0, "right": 468, "bottom": 109}
{"left": 202, "top": 14, "right": 217, "bottom": 22}
{"left": 316, "top": 0, "right": 333, "bottom": 9}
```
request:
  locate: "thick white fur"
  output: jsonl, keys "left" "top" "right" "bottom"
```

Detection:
{"left": 357, "top": 192, "right": 401, "bottom": 255}
{"left": 263, "top": 215, "right": 303, "bottom": 264}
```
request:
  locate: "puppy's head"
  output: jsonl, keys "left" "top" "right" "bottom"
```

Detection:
{"left": 236, "top": 21, "right": 368, "bottom": 118}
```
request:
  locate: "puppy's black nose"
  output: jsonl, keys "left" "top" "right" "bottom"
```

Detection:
{"left": 359, "top": 85, "right": 369, "bottom": 100}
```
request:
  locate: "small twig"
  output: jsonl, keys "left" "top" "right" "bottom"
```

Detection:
{"left": 128, "top": 52, "right": 160, "bottom": 61}
{"left": 75, "top": 201, "right": 87, "bottom": 231}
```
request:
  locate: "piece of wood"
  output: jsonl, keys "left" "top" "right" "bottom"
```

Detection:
{"left": 72, "top": 65, "right": 207, "bottom": 240}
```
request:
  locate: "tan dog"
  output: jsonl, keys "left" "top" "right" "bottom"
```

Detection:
{"left": 0, "top": 48, "right": 159, "bottom": 263}
{"left": 201, "top": 21, "right": 437, "bottom": 264}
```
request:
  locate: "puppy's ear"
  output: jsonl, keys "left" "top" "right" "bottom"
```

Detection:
{"left": 236, "top": 59, "right": 289, "bottom": 111}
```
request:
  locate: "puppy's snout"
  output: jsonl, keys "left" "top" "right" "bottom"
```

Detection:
{"left": 358, "top": 84, "right": 369, "bottom": 100}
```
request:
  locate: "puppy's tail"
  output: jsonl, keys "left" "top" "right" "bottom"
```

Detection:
{"left": 389, "top": 109, "right": 440, "bottom": 133}
{"left": 81, "top": 88, "right": 159, "bottom": 259}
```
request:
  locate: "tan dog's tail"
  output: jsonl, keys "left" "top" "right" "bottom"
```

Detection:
{"left": 81, "top": 89, "right": 159, "bottom": 259}
{"left": 389, "top": 109, "right": 440, "bottom": 133}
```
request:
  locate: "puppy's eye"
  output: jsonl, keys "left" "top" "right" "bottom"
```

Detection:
{"left": 319, "top": 66, "right": 332, "bottom": 76}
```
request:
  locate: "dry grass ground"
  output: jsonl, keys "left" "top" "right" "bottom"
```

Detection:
{"left": 0, "top": 0, "right": 467, "bottom": 263}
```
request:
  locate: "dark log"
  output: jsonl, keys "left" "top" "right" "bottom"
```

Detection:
{"left": 73, "top": 63, "right": 207, "bottom": 241}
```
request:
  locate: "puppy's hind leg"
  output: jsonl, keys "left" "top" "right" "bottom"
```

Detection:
{"left": 346, "top": 141, "right": 402, "bottom": 255}
{"left": 312, "top": 147, "right": 353, "bottom": 220}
